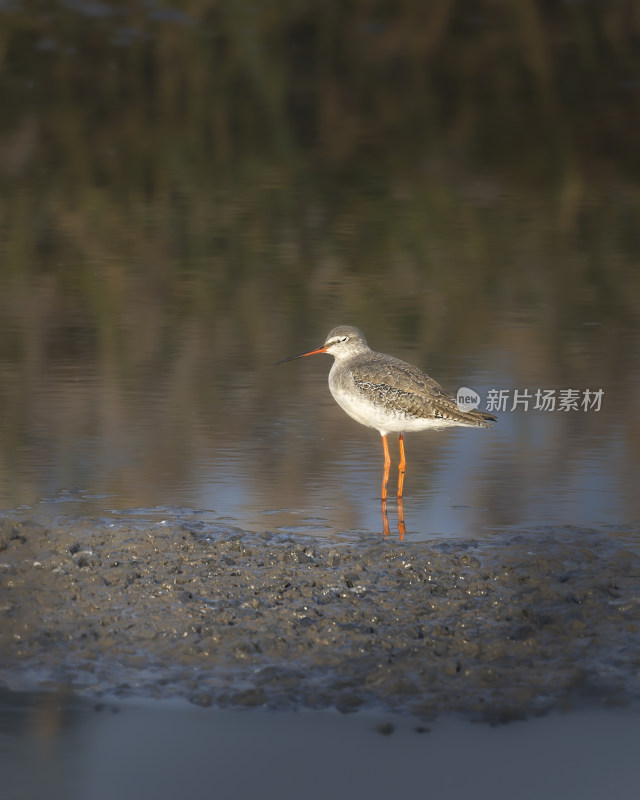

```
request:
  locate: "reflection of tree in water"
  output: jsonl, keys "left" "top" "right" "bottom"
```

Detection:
{"left": 0, "top": 1, "right": 638, "bottom": 525}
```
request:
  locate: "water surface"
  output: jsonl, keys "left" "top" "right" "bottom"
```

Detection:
{"left": 1, "top": 2, "right": 639, "bottom": 541}
{"left": 2, "top": 691, "right": 639, "bottom": 800}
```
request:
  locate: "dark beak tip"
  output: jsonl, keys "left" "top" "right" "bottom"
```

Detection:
{"left": 275, "top": 346, "right": 327, "bottom": 365}
{"left": 275, "top": 353, "right": 303, "bottom": 366}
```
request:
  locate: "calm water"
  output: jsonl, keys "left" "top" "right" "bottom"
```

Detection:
{"left": 2, "top": 691, "right": 639, "bottom": 800}
{"left": 1, "top": 2, "right": 639, "bottom": 541}
{"left": 0, "top": 264, "right": 637, "bottom": 540}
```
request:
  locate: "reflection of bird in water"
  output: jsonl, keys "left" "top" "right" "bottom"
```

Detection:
{"left": 278, "top": 326, "right": 496, "bottom": 533}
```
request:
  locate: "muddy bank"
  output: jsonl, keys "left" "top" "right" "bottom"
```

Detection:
{"left": 1, "top": 515, "right": 639, "bottom": 722}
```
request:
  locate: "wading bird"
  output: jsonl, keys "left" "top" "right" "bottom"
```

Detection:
{"left": 277, "top": 326, "right": 496, "bottom": 506}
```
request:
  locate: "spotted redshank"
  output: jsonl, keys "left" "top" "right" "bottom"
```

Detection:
{"left": 277, "top": 325, "right": 496, "bottom": 501}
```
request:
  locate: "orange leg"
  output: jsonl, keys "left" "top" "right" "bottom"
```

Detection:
{"left": 381, "top": 433, "right": 391, "bottom": 501}
{"left": 397, "top": 433, "right": 406, "bottom": 499}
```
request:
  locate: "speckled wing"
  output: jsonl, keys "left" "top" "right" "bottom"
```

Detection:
{"left": 348, "top": 353, "right": 493, "bottom": 426}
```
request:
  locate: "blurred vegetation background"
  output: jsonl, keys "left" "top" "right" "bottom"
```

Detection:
{"left": 0, "top": 0, "right": 638, "bottom": 510}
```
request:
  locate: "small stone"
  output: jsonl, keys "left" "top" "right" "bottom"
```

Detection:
{"left": 376, "top": 722, "right": 394, "bottom": 736}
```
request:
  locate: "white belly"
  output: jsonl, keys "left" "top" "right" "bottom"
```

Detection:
{"left": 328, "top": 375, "right": 460, "bottom": 436}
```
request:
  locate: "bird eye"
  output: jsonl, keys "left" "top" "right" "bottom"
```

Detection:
{"left": 340, "top": 336, "right": 347, "bottom": 342}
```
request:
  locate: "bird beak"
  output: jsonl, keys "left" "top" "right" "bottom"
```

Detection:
{"left": 276, "top": 345, "right": 328, "bottom": 365}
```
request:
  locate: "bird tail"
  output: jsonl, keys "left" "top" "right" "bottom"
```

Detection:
{"left": 465, "top": 409, "right": 497, "bottom": 427}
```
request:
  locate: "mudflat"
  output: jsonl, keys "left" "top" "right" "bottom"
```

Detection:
{"left": 1, "top": 516, "right": 638, "bottom": 722}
